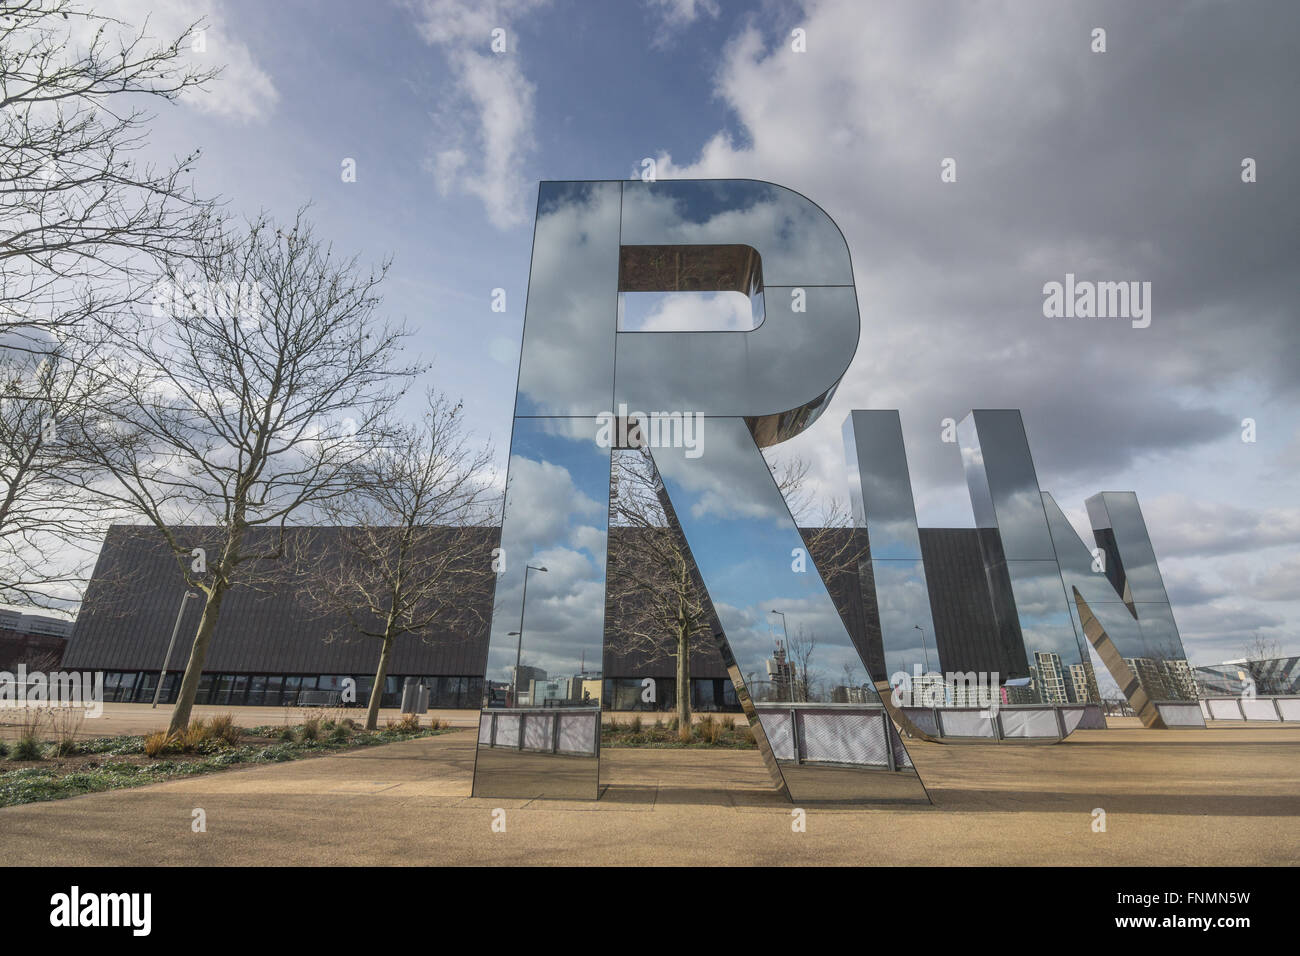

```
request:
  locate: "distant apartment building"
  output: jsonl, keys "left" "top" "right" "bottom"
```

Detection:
{"left": 510, "top": 665, "right": 547, "bottom": 705}
{"left": 1002, "top": 678, "right": 1037, "bottom": 705}
{"left": 1067, "top": 661, "right": 1101, "bottom": 704}
{"left": 1163, "top": 659, "right": 1199, "bottom": 701}
{"left": 1122, "top": 657, "right": 1198, "bottom": 702}
{"left": 1124, "top": 658, "right": 1169, "bottom": 701}
{"left": 832, "top": 684, "right": 873, "bottom": 704}
{"left": 1032, "top": 652, "right": 1070, "bottom": 704}
{"left": 765, "top": 641, "right": 799, "bottom": 701}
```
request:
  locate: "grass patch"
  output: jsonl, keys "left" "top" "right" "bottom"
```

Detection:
{"left": 0, "top": 717, "right": 459, "bottom": 808}
{"left": 601, "top": 715, "right": 754, "bottom": 749}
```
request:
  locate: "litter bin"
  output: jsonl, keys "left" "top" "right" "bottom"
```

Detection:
{"left": 400, "top": 677, "right": 429, "bottom": 714}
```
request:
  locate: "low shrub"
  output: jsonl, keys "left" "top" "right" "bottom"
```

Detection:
{"left": 12, "top": 735, "right": 44, "bottom": 761}
{"left": 143, "top": 731, "right": 176, "bottom": 758}
{"left": 207, "top": 714, "right": 241, "bottom": 747}
{"left": 385, "top": 713, "right": 420, "bottom": 734}
{"left": 50, "top": 708, "right": 86, "bottom": 756}
{"left": 299, "top": 717, "right": 322, "bottom": 742}
{"left": 179, "top": 719, "right": 212, "bottom": 753}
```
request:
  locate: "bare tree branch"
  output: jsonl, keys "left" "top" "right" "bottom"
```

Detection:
{"left": 65, "top": 208, "right": 420, "bottom": 733}
{"left": 1, "top": 0, "right": 218, "bottom": 339}
{"left": 299, "top": 390, "right": 498, "bottom": 729}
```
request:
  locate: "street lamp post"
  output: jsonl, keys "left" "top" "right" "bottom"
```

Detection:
{"left": 512, "top": 565, "right": 548, "bottom": 704}
{"left": 914, "top": 624, "right": 932, "bottom": 673}
{"left": 769, "top": 609, "right": 789, "bottom": 645}
{"left": 153, "top": 591, "right": 198, "bottom": 708}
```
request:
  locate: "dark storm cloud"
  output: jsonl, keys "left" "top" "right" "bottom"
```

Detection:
{"left": 663, "top": 0, "right": 1299, "bottom": 493}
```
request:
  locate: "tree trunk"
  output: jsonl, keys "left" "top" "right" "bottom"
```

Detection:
{"left": 675, "top": 622, "right": 691, "bottom": 730}
{"left": 166, "top": 585, "right": 226, "bottom": 735}
{"left": 366, "top": 634, "right": 394, "bottom": 731}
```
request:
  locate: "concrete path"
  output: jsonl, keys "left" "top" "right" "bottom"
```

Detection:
{"left": 2, "top": 725, "right": 1297, "bottom": 865}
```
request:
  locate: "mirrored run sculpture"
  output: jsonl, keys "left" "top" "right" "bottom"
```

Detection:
{"left": 843, "top": 408, "right": 1197, "bottom": 739}
{"left": 474, "top": 179, "right": 929, "bottom": 802}
{"left": 957, "top": 411, "right": 1201, "bottom": 729}
{"left": 475, "top": 178, "right": 1199, "bottom": 803}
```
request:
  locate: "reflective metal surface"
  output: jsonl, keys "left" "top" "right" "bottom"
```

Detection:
{"left": 1086, "top": 492, "right": 1173, "bottom": 606}
{"left": 514, "top": 181, "right": 622, "bottom": 417}
{"left": 472, "top": 416, "right": 608, "bottom": 799}
{"left": 472, "top": 708, "right": 600, "bottom": 800}
{"left": 650, "top": 418, "right": 929, "bottom": 803}
{"left": 1042, "top": 491, "right": 1200, "bottom": 727}
{"left": 476, "top": 179, "right": 928, "bottom": 802}
{"left": 842, "top": 411, "right": 940, "bottom": 682}
{"left": 958, "top": 410, "right": 1087, "bottom": 704}
{"left": 958, "top": 409, "right": 1198, "bottom": 727}
{"left": 616, "top": 180, "right": 859, "bottom": 446}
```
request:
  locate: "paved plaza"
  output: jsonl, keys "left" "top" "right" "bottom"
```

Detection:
{"left": 2, "top": 717, "right": 1297, "bottom": 866}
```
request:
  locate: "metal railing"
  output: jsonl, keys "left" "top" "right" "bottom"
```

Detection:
{"left": 1199, "top": 696, "right": 1300, "bottom": 722}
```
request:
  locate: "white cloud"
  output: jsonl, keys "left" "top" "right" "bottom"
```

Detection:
{"left": 642, "top": 0, "right": 1300, "bottom": 663}
{"left": 621, "top": 291, "right": 755, "bottom": 332}
{"left": 644, "top": 0, "right": 720, "bottom": 46}
{"left": 405, "top": 0, "right": 550, "bottom": 229}
{"left": 1250, "top": 553, "right": 1300, "bottom": 603}
{"left": 1141, "top": 494, "right": 1300, "bottom": 559}
{"left": 94, "top": 0, "right": 278, "bottom": 122}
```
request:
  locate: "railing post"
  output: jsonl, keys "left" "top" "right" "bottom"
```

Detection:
{"left": 883, "top": 709, "right": 896, "bottom": 771}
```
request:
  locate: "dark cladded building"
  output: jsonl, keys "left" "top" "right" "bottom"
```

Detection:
{"left": 62, "top": 523, "right": 1017, "bottom": 709}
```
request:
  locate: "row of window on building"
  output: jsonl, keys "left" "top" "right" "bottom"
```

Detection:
{"left": 601, "top": 678, "right": 741, "bottom": 712}
{"left": 95, "top": 672, "right": 744, "bottom": 711}
{"left": 99, "top": 671, "right": 485, "bottom": 709}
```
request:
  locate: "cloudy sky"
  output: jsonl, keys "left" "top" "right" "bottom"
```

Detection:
{"left": 104, "top": 0, "right": 1297, "bottom": 667}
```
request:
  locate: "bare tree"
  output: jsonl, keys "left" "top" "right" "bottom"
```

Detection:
{"left": 68, "top": 209, "right": 418, "bottom": 733}
{"left": 1241, "top": 633, "right": 1283, "bottom": 663}
{"left": 1, "top": 0, "right": 216, "bottom": 341}
{"left": 605, "top": 445, "right": 845, "bottom": 728}
{"left": 606, "top": 446, "right": 713, "bottom": 731}
{"left": 773, "top": 452, "right": 866, "bottom": 584}
{"left": 785, "top": 624, "right": 819, "bottom": 703}
{"left": 0, "top": 332, "right": 124, "bottom": 606}
{"left": 839, "top": 659, "right": 862, "bottom": 700}
{"left": 302, "top": 391, "right": 498, "bottom": 730}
